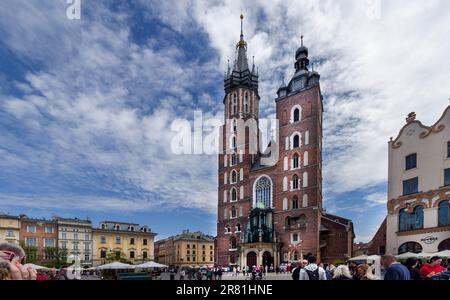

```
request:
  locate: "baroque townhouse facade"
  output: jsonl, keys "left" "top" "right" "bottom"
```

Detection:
{"left": 56, "top": 218, "right": 93, "bottom": 266}
{"left": 19, "top": 215, "right": 58, "bottom": 264}
{"left": 387, "top": 107, "right": 450, "bottom": 255}
{"left": 216, "top": 15, "right": 354, "bottom": 268}
{"left": 155, "top": 230, "right": 215, "bottom": 268}
{"left": 0, "top": 214, "right": 20, "bottom": 245}
{"left": 92, "top": 221, "right": 156, "bottom": 266}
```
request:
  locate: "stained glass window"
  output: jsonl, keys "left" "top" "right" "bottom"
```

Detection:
{"left": 255, "top": 176, "right": 272, "bottom": 208}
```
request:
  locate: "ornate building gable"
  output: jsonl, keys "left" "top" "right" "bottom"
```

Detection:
{"left": 390, "top": 105, "right": 450, "bottom": 149}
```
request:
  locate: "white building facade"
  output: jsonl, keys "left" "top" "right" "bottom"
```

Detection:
{"left": 386, "top": 106, "right": 450, "bottom": 255}
{"left": 56, "top": 218, "right": 93, "bottom": 266}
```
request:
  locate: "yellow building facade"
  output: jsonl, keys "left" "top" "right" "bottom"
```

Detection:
{"left": 155, "top": 230, "right": 215, "bottom": 268}
{"left": 0, "top": 214, "right": 20, "bottom": 245}
{"left": 92, "top": 221, "right": 156, "bottom": 266}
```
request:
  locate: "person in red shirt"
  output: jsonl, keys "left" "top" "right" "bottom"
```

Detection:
{"left": 419, "top": 256, "right": 446, "bottom": 279}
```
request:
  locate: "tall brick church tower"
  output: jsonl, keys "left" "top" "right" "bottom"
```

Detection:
{"left": 216, "top": 16, "right": 354, "bottom": 268}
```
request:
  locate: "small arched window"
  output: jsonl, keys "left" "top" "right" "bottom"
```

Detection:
{"left": 225, "top": 225, "right": 231, "bottom": 234}
{"left": 293, "top": 108, "right": 300, "bottom": 122}
{"left": 293, "top": 135, "right": 300, "bottom": 149}
{"left": 292, "top": 196, "right": 299, "bottom": 210}
{"left": 230, "top": 135, "right": 237, "bottom": 149}
{"left": 231, "top": 206, "right": 237, "bottom": 218}
{"left": 115, "top": 225, "right": 120, "bottom": 231}
{"left": 230, "top": 237, "right": 237, "bottom": 249}
{"left": 130, "top": 238, "right": 135, "bottom": 245}
{"left": 231, "top": 170, "right": 237, "bottom": 184}
{"left": 438, "top": 200, "right": 450, "bottom": 227}
{"left": 292, "top": 175, "right": 299, "bottom": 190}
{"left": 231, "top": 153, "right": 237, "bottom": 166}
{"left": 231, "top": 188, "right": 237, "bottom": 202}
{"left": 293, "top": 154, "right": 299, "bottom": 169}
{"left": 236, "top": 223, "right": 241, "bottom": 232}
{"left": 398, "top": 242, "right": 422, "bottom": 254}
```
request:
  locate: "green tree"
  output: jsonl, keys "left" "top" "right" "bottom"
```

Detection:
{"left": 43, "top": 247, "right": 68, "bottom": 268}
{"left": 20, "top": 241, "right": 38, "bottom": 264}
{"left": 106, "top": 251, "right": 128, "bottom": 263}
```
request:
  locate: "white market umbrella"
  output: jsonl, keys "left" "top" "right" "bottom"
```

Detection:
{"left": 135, "top": 261, "right": 168, "bottom": 269}
{"left": 348, "top": 255, "right": 369, "bottom": 261}
{"left": 95, "top": 262, "right": 136, "bottom": 270}
{"left": 435, "top": 250, "right": 450, "bottom": 257}
{"left": 417, "top": 252, "right": 435, "bottom": 259}
{"left": 396, "top": 252, "right": 419, "bottom": 259}
{"left": 23, "top": 263, "right": 50, "bottom": 270}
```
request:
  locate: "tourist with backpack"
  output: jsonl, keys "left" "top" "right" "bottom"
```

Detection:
{"left": 291, "top": 262, "right": 303, "bottom": 280}
{"left": 299, "top": 256, "right": 327, "bottom": 280}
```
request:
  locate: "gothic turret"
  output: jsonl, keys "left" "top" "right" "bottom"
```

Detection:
{"left": 295, "top": 36, "right": 309, "bottom": 72}
{"left": 224, "top": 15, "right": 259, "bottom": 96}
{"left": 277, "top": 36, "right": 320, "bottom": 99}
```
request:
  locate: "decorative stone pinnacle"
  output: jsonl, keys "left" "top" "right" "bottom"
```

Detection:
{"left": 406, "top": 112, "right": 416, "bottom": 123}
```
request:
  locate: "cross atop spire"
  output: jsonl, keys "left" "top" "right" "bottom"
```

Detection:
{"left": 301, "top": 35, "right": 304, "bottom": 46}
{"left": 240, "top": 14, "right": 244, "bottom": 39}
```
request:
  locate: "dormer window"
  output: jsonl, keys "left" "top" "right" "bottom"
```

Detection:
{"left": 129, "top": 226, "right": 134, "bottom": 232}
{"left": 101, "top": 224, "right": 106, "bottom": 230}
{"left": 115, "top": 225, "right": 120, "bottom": 231}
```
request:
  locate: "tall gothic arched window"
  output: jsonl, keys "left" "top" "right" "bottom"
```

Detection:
{"left": 293, "top": 154, "right": 299, "bottom": 169}
{"left": 245, "top": 93, "right": 249, "bottom": 113}
{"left": 232, "top": 94, "right": 237, "bottom": 114}
{"left": 292, "top": 174, "right": 299, "bottom": 190}
{"left": 292, "top": 196, "right": 299, "bottom": 210}
{"left": 254, "top": 176, "right": 272, "bottom": 208}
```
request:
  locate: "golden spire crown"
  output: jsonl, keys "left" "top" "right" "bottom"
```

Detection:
{"left": 237, "top": 14, "right": 247, "bottom": 48}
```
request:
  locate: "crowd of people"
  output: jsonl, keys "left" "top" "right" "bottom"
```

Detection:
{"left": 2, "top": 241, "right": 449, "bottom": 281}
{"left": 289, "top": 254, "right": 450, "bottom": 280}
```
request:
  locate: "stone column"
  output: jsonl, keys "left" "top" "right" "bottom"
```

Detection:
{"left": 258, "top": 250, "right": 263, "bottom": 266}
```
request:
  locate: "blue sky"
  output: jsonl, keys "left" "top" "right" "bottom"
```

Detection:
{"left": 1, "top": 0, "right": 449, "bottom": 241}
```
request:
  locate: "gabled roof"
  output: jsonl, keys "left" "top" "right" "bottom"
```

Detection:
{"left": 390, "top": 105, "right": 450, "bottom": 148}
